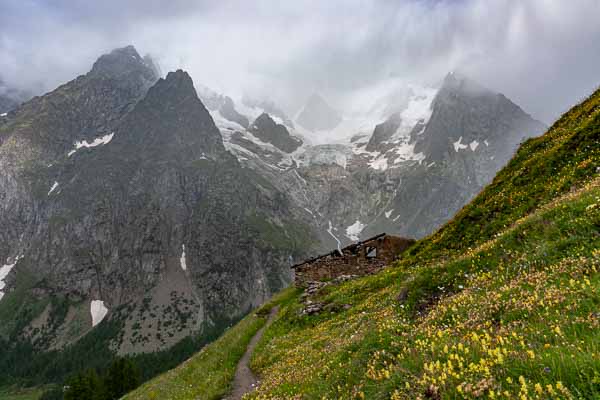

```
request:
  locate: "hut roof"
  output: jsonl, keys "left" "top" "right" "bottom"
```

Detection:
{"left": 291, "top": 232, "right": 387, "bottom": 269}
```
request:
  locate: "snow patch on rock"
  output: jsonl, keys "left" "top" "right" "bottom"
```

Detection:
{"left": 327, "top": 221, "right": 342, "bottom": 251}
{"left": 453, "top": 136, "right": 468, "bottom": 152}
{"left": 346, "top": 220, "right": 366, "bottom": 241}
{"left": 352, "top": 144, "right": 379, "bottom": 158}
{"left": 90, "top": 300, "right": 108, "bottom": 327}
{"left": 385, "top": 209, "right": 394, "bottom": 219}
{"left": 68, "top": 133, "right": 114, "bottom": 157}
{"left": 293, "top": 169, "right": 307, "bottom": 186}
{"left": 180, "top": 244, "right": 187, "bottom": 271}
{"left": 303, "top": 207, "right": 315, "bottom": 217}
{"left": 391, "top": 85, "right": 436, "bottom": 141}
{"left": 369, "top": 156, "right": 389, "bottom": 171}
{"left": 365, "top": 140, "right": 425, "bottom": 171}
{"left": 48, "top": 181, "right": 59, "bottom": 195}
{"left": 213, "top": 108, "right": 305, "bottom": 169}
{"left": 0, "top": 255, "right": 22, "bottom": 301}
{"left": 392, "top": 141, "right": 426, "bottom": 164}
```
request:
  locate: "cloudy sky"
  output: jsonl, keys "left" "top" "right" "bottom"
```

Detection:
{"left": 1, "top": 0, "right": 599, "bottom": 123}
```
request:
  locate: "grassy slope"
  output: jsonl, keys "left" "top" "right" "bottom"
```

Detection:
{"left": 125, "top": 87, "right": 600, "bottom": 400}
{"left": 121, "top": 312, "right": 264, "bottom": 400}
{"left": 249, "top": 178, "right": 600, "bottom": 399}
{"left": 0, "top": 387, "right": 44, "bottom": 400}
{"left": 123, "top": 289, "right": 297, "bottom": 400}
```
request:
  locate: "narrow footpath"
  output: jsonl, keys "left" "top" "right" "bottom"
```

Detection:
{"left": 223, "top": 306, "right": 279, "bottom": 400}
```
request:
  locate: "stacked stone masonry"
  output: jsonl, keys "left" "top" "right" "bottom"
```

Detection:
{"left": 292, "top": 233, "right": 415, "bottom": 287}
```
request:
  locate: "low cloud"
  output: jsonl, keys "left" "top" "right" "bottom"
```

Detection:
{"left": 1, "top": 0, "right": 599, "bottom": 123}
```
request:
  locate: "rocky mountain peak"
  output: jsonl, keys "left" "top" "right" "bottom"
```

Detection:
{"left": 117, "top": 69, "right": 226, "bottom": 158}
{"left": 440, "top": 71, "right": 494, "bottom": 99}
{"left": 415, "top": 73, "right": 546, "bottom": 162}
{"left": 91, "top": 45, "right": 157, "bottom": 82}
{"left": 365, "top": 112, "right": 402, "bottom": 152}
{"left": 249, "top": 113, "right": 302, "bottom": 153}
{"left": 253, "top": 112, "right": 276, "bottom": 126}
{"left": 114, "top": 68, "right": 198, "bottom": 120}
{"left": 297, "top": 93, "right": 341, "bottom": 131}
{"left": 0, "top": 46, "right": 162, "bottom": 163}
{"left": 150, "top": 69, "right": 196, "bottom": 98}
{"left": 442, "top": 70, "right": 469, "bottom": 85}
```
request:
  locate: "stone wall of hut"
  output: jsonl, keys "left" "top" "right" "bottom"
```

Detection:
{"left": 293, "top": 235, "right": 415, "bottom": 286}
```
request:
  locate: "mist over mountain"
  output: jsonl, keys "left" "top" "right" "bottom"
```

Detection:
{"left": 296, "top": 93, "right": 342, "bottom": 132}
{"left": 0, "top": 2, "right": 598, "bottom": 398}
{"left": 0, "top": 79, "right": 31, "bottom": 114}
{"left": 2, "top": 1, "right": 600, "bottom": 124}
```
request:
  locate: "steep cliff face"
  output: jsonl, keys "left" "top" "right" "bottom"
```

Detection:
{"left": 0, "top": 49, "right": 316, "bottom": 359}
{"left": 360, "top": 73, "right": 547, "bottom": 238}
{"left": 356, "top": 75, "right": 544, "bottom": 239}
{"left": 0, "top": 46, "right": 159, "bottom": 279}
{"left": 365, "top": 113, "right": 402, "bottom": 152}
{"left": 414, "top": 72, "right": 545, "bottom": 177}
{"left": 249, "top": 113, "right": 302, "bottom": 153}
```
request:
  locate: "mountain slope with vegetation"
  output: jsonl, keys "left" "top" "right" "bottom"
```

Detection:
{"left": 122, "top": 290, "right": 297, "bottom": 400}
{"left": 128, "top": 85, "right": 599, "bottom": 399}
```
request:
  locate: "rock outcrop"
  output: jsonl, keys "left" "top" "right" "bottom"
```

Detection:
{"left": 365, "top": 112, "right": 402, "bottom": 152}
{"left": 249, "top": 113, "right": 302, "bottom": 153}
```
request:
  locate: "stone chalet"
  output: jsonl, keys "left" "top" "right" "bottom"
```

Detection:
{"left": 291, "top": 233, "right": 415, "bottom": 287}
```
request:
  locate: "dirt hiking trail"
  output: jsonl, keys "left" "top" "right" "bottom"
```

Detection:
{"left": 223, "top": 306, "right": 279, "bottom": 400}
